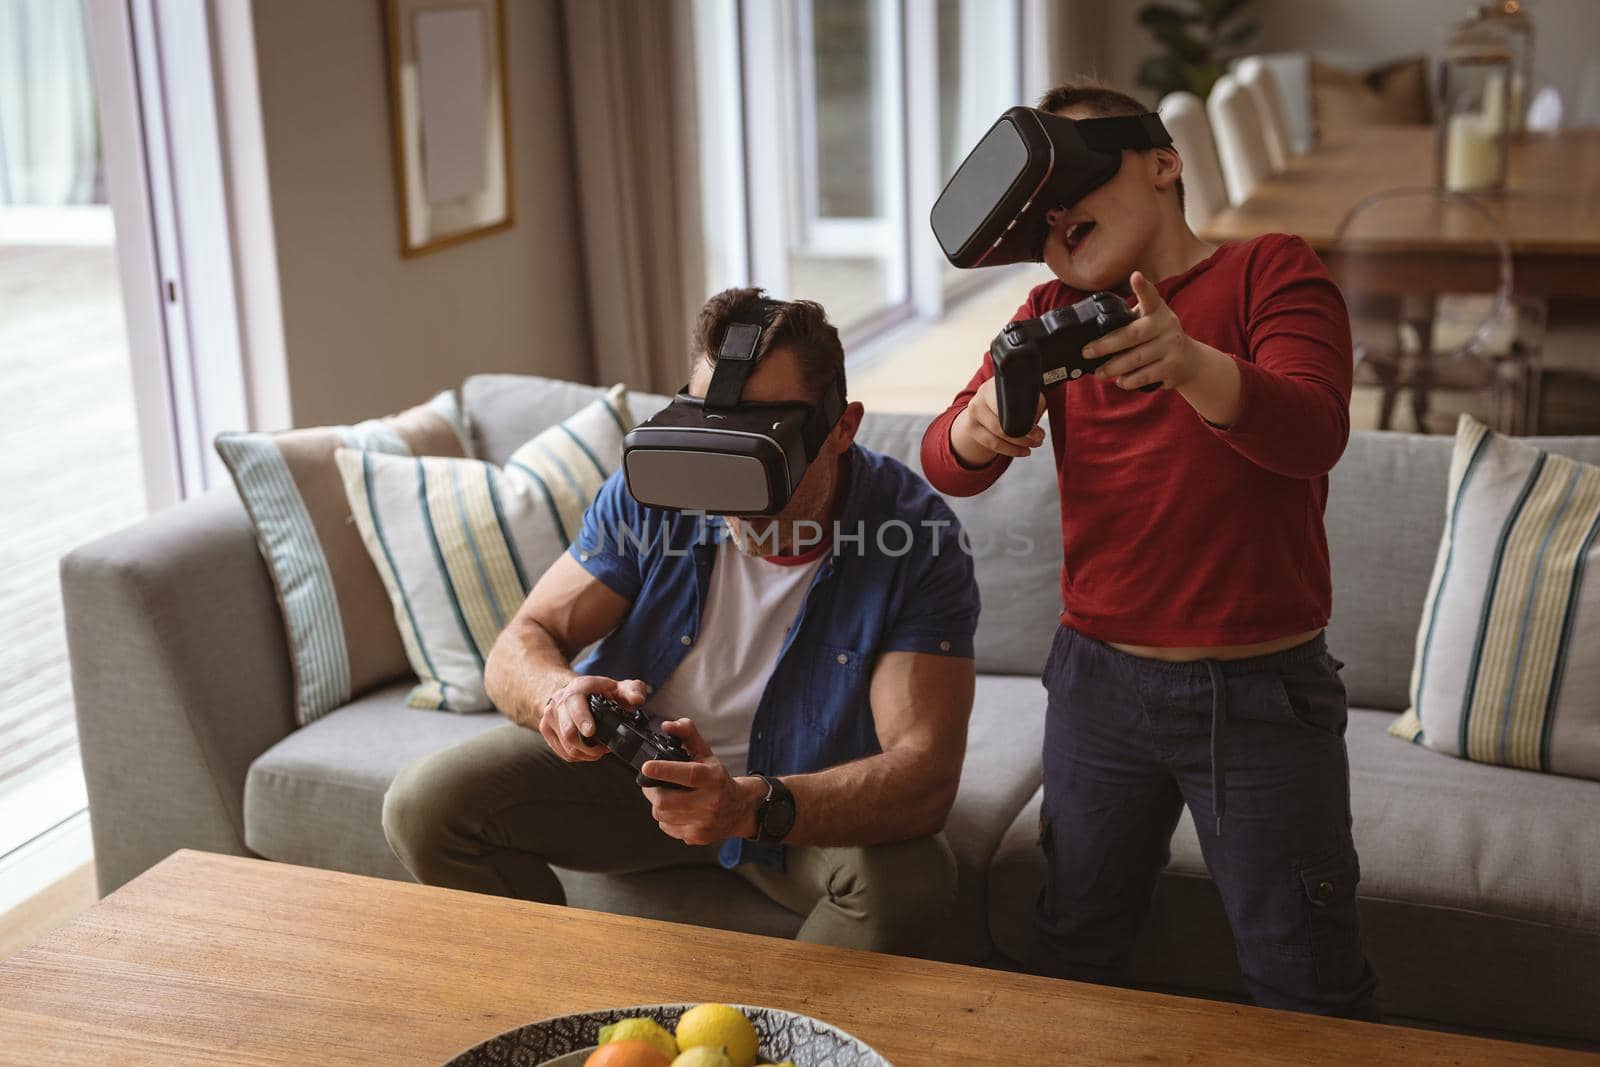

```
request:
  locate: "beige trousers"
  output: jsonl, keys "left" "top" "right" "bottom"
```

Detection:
{"left": 381, "top": 722, "right": 957, "bottom": 955}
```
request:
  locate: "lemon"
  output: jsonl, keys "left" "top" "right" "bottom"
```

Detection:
{"left": 598, "top": 1018, "right": 679, "bottom": 1060}
{"left": 669, "top": 1050, "right": 733, "bottom": 1067}
{"left": 674, "top": 1004, "right": 759, "bottom": 1067}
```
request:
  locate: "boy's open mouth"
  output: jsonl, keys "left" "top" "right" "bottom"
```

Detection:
{"left": 1065, "top": 219, "right": 1096, "bottom": 254}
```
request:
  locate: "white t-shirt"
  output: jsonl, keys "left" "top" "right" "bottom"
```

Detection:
{"left": 647, "top": 539, "right": 826, "bottom": 777}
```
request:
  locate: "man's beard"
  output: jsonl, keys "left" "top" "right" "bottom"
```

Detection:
{"left": 724, "top": 459, "right": 835, "bottom": 557}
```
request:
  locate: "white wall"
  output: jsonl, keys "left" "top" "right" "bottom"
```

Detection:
{"left": 1072, "top": 0, "right": 1594, "bottom": 113}
{"left": 250, "top": 0, "right": 592, "bottom": 428}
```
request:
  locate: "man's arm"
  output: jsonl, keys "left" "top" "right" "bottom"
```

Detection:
{"left": 641, "top": 650, "right": 975, "bottom": 847}
{"left": 484, "top": 553, "right": 644, "bottom": 757}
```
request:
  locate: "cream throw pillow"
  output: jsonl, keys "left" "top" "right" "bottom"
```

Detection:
{"left": 1391, "top": 415, "right": 1600, "bottom": 779}
{"left": 215, "top": 390, "right": 472, "bottom": 726}
{"left": 335, "top": 385, "right": 630, "bottom": 711}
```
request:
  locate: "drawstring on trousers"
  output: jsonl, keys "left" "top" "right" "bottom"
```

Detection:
{"left": 1206, "top": 660, "right": 1227, "bottom": 836}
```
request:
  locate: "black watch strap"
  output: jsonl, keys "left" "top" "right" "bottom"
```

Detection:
{"left": 750, "top": 774, "right": 796, "bottom": 844}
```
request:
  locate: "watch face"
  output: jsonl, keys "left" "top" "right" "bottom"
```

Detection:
{"left": 764, "top": 797, "right": 796, "bottom": 840}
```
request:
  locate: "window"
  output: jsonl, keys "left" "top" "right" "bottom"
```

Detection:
{"left": 695, "top": 0, "right": 1027, "bottom": 346}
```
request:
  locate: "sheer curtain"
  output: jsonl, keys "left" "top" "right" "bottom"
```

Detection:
{"left": 0, "top": 0, "right": 100, "bottom": 206}
{"left": 561, "top": 0, "right": 705, "bottom": 395}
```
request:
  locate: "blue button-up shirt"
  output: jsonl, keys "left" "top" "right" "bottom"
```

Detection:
{"left": 570, "top": 443, "right": 980, "bottom": 870}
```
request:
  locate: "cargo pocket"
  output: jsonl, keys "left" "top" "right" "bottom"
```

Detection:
{"left": 1298, "top": 849, "right": 1368, "bottom": 994}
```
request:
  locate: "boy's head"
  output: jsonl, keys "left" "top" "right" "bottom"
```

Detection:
{"left": 687, "top": 288, "right": 862, "bottom": 543}
{"left": 1035, "top": 82, "right": 1189, "bottom": 292}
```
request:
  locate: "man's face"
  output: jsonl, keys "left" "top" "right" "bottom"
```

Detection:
{"left": 1038, "top": 106, "right": 1177, "bottom": 292}
{"left": 686, "top": 344, "right": 860, "bottom": 553}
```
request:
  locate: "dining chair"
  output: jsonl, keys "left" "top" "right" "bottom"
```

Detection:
{"left": 1206, "top": 74, "right": 1274, "bottom": 205}
{"left": 1329, "top": 187, "right": 1544, "bottom": 434}
{"left": 1234, "top": 56, "right": 1294, "bottom": 169}
{"left": 1157, "top": 91, "right": 1229, "bottom": 232}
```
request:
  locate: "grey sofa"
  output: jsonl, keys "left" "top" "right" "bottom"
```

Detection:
{"left": 64, "top": 373, "right": 1600, "bottom": 1044}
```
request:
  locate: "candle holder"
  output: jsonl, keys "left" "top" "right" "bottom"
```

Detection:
{"left": 1435, "top": 13, "right": 1514, "bottom": 192}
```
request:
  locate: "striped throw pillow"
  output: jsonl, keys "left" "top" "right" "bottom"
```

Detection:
{"left": 1391, "top": 414, "right": 1600, "bottom": 779}
{"left": 334, "top": 385, "right": 630, "bottom": 711}
{"left": 215, "top": 391, "right": 472, "bottom": 726}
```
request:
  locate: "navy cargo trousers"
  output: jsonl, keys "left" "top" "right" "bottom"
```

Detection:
{"left": 1033, "top": 625, "right": 1380, "bottom": 1020}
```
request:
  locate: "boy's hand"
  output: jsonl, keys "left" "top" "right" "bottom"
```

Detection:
{"left": 950, "top": 378, "right": 1047, "bottom": 468}
{"left": 1087, "top": 272, "right": 1206, "bottom": 391}
{"left": 1086, "top": 271, "right": 1244, "bottom": 426}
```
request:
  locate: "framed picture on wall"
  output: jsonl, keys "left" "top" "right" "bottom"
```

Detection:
{"left": 383, "top": 0, "right": 513, "bottom": 256}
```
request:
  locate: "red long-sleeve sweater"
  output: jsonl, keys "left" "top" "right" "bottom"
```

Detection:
{"left": 920, "top": 233, "right": 1353, "bottom": 646}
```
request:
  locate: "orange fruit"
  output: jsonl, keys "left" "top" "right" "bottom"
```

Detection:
{"left": 585, "top": 1039, "right": 673, "bottom": 1067}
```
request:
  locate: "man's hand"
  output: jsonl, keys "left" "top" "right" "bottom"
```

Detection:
{"left": 950, "top": 377, "right": 1047, "bottom": 468}
{"left": 641, "top": 718, "right": 765, "bottom": 846}
{"left": 1086, "top": 271, "right": 1243, "bottom": 427}
{"left": 539, "top": 675, "right": 650, "bottom": 762}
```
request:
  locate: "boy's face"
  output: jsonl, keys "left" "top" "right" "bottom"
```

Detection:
{"left": 1038, "top": 105, "right": 1181, "bottom": 292}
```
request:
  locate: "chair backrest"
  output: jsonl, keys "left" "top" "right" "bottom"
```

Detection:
{"left": 1206, "top": 74, "right": 1274, "bottom": 205}
{"left": 1234, "top": 56, "right": 1293, "bottom": 169}
{"left": 1330, "top": 187, "right": 1514, "bottom": 365}
{"left": 1156, "top": 91, "right": 1229, "bottom": 231}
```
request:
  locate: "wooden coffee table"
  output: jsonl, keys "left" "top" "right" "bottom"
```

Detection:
{"left": 0, "top": 851, "right": 1587, "bottom": 1065}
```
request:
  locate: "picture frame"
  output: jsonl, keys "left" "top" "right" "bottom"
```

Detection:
{"left": 383, "top": 0, "right": 514, "bottom": 257}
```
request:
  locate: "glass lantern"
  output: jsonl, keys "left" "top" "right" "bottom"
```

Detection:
{"left": 1478, "top": 1, "right": 1535, "bottom": 135}
{"left": 1435, "top": 15, "right": 1514, "bottom": 193}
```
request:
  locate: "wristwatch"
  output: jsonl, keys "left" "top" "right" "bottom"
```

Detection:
{"left": 749, "top": 773, "right": 796, "bottom": 844}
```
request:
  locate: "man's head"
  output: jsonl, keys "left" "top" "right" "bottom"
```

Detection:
{"left": 1035, "top": 82, "right": 1188, "bottom": 292}
{"left": 687, "top": 288, "right": 864, "bottom": 551}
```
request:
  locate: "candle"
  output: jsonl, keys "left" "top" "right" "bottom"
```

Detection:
{"left": 1481, "top": 71, "right": 1525, "bottom": 132}
{"left": 1445, "top": 113, "right": 1501, "bottom": 191}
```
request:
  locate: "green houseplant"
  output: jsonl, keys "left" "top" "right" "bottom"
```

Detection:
{"left": 1136, "top": 0, "right": 1259, "bottom": 101}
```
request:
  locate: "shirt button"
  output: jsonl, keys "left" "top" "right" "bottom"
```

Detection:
{"left": 939, "top": 640, "right": 951, "bottom": 652}
{"left": 680, "top": 635, "right": 692, "bottom": 646}
{"left": 836, "top": 653, "right": 848, "bottom": 665}
{"left": 1314, "top": 880, "right": 1335, "bottom": 902}
{"left": 579, "top": 552, "right": 591, "bottom": 562}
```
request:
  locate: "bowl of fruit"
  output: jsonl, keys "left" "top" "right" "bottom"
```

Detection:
{"left": 442, "top": 1001, "right": 889, "bottom": 1067}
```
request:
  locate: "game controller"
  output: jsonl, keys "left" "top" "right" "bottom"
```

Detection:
{"left": 989, "top": 290, "right": 1154, "bottom": 437}
{"left": 580, "top": 694, "right": 694, "bottom": 790}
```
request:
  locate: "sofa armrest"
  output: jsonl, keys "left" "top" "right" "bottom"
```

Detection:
{"left": 61, "top": 488, "right": 296, "bottom": 896}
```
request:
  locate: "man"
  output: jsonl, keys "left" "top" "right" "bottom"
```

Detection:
{"left": 384, "top": 288, "right": 980, "bottom": 954}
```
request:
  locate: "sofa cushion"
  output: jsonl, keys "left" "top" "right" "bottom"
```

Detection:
{"left": 852, "top": 412, "right": 1062, "bottom": 678}
{"left": 464, "top": 374, "right": 668, "bottom": 466}
{"left": 335, "top": 387, "right": 633, "bottom": 712}
{"left": 1390, "top": 415, "right": 1600, "bottom": 780}
{"left": 245, "top": 672, "right": 1046, "bottom": 964}
{"left": 987, "top": 708, "right": 1600, "bottom": 1039}
{"left": 215, "top": 390, "right": 472, "bottom": 726}
{"left": 1325, "top": 430, "right": 1600, "bottom": 712}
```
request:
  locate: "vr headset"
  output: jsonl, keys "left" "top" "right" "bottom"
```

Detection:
{"left": 622, "top": 304, "right": 846, "bottom": 517}
{"left": 930, "top": 106, "right": 1173, "bottom": 268}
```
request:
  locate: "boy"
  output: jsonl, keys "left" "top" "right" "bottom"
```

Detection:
{"left": 920, "top": 83, "right": 1379, "bottom": 1019}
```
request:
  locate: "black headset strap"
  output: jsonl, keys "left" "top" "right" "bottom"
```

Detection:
{"left": 1075, "top": 113, "right": 1173, "bottom": 151}
{"left": 705, "top": 299, "right": 780, "bottom": 411}
{"left": 802, "top": 374, "right": 847, "bottom": 458}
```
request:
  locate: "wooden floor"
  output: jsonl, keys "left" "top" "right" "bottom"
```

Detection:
{"left": 0, "top": 861, "right": 95, "bottom": 962}
{"left": 0, "top": 243, "right": 145, "bottom": 849}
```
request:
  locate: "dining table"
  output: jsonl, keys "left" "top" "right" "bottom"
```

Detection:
{"left": 1199, "top": 125, "right": 1600, "bottom": 300}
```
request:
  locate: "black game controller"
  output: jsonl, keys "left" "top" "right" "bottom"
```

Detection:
{"left": 580, "top": 694, "right": 694, "bottom": 790}
{"left": 989, "top": 290, "right": 1154, "bottom": 437}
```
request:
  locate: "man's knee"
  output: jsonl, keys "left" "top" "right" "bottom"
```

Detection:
{"left": 834, "top": 836, "right": 958, "bottom": 933}
{"left": 382, "top": 751, "right": 473, "bottom": 879}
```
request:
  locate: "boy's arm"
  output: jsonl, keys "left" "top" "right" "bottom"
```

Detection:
{"left": 1204, "top": 235, "right": 1353, "bottom": 478}
{"left": 920, "top": 296, "right": 1046, "bottom": 496}
{"left": 1094, "top": 237, "right": 1352, "bottom": 479}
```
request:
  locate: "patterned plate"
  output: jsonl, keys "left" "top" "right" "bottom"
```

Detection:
{"left": 442, "top": 1003, "right": 890, "bottom": 1066}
